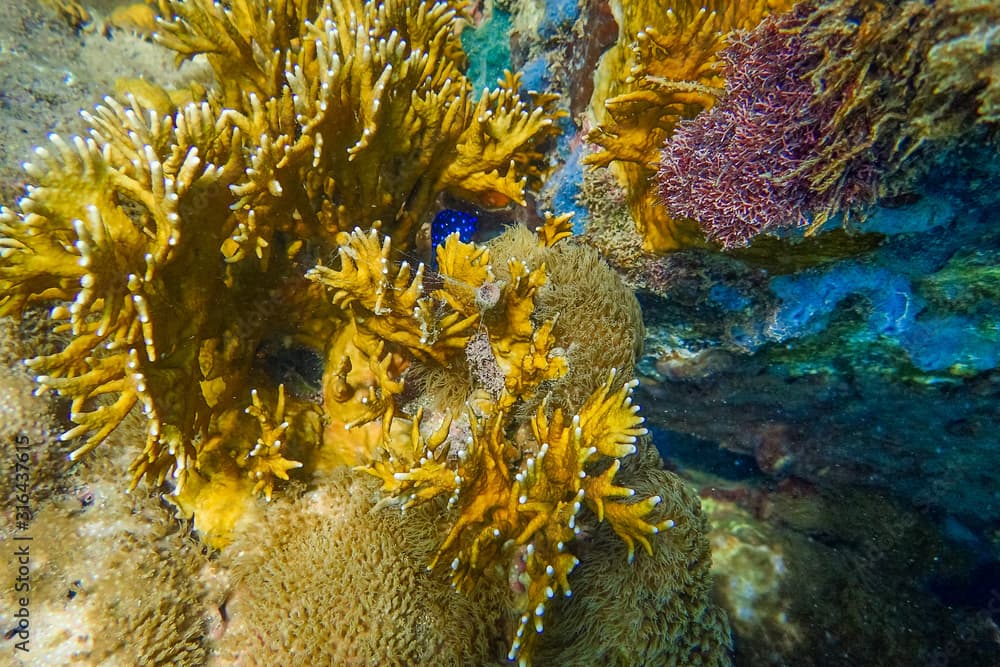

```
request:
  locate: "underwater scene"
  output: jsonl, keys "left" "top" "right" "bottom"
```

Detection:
{"left": 0, "top": 0, "right": 998, "bottom": 665}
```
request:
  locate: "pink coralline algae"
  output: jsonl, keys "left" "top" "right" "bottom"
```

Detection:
{"left": 657, "top": 9, "right": 878, "bottom": 249}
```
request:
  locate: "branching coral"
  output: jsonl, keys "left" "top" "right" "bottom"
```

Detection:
{"left": 585, "top": 0, "right": 793, "bottom": 252}
{"left": 42, "top": 0, "right": 93, "bottom": 31}
{"left": 0, "top": 101, "right": 243, "bottom": 492}
{"left": 153, "top": 0, "right": 562, "bottom": 245}
{"left": 534, "top": 442, "right": 733, "bottom": 666}
{"left": 308, "top": 228, "right": 486, "bottom": 366}
{"left": 306, "top": 223, "right": 570, "bottom": 464}
{"left": 369, "top": 371, "right": 666, "bottom": 663}
{"left": 658, "top": 0, "right": 1000, "bottom": 248}
{"left": 0, "top": 0, "right": 562, "bottom": 544}
{"left": 308, "top": 220, "right": 669, "bottom": 664}
{"left": 43, "top": 0, "right": 160, "bottom": 36}
{"left": 241, "top": 385, "right": 303, "bottom": 500}
{"left": 1, "top": 3, "right": 732, "bottom": 663}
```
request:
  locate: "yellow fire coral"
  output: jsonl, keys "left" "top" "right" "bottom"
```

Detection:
{"left": 370, "top": 372, "right": 666, "bottom": 663}
{"left": 42, "top": 0, "right": 93, "bottom": 31}
{"left": 586, "top": 0, "right": 793, "bottom": 252}
{"left": 534, "top": 442, "right": 733, "bottom": 666}
{"left": 307, "top": 221, "right": 671, "bottom": 664}
{"left": 43, "top": 0, "right": 160, "bottom": 36}
{"left": 309, "top": 228, "right": 485, "bottom": 366}
{"left": 1, "top": 3, "right": 733, "bottom": 663}
{"left": 153, "top": 0, "right": 561, "bottom": 245}
{"left": 0, "top": 0, "right": 562, "bottom": 544}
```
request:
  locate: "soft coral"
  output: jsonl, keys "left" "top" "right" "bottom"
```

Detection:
{"left": 657, "top": 5, "right": 878, "bottom": 248}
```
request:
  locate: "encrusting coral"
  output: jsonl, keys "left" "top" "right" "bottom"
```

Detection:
{"left": 585, "top": 0, "right": 794, "bottom": 252}
{"left": 0, "top": 0, "right": 561, "bottom": 544}
{"left": 658, "top": 0, "right": 1000, "bottom": 248}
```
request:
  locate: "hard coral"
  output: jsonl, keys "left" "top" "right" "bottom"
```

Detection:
{"left": 42, "top": 0, "right": 93, "bottom": 31}
{"left": 153, "top": 0, "right": 562, "bottom": 243}
{"left": 369, "top": 370, "right": 661, "bottom": 660}
{"left": 306, "top": 220, "right": 580, "bottom": 463}
{"left": 312, "top": 221, "right": 694, "bottom": 664}
{"left": 0, "top": 0, "right": 562, "bottom": 542}
{"left": 485, "top": 223, "right": 645, "bottom": 414}
{"left": 659, "top": 0, "right": 1000, "bottom": 248}
{"left": 585, "top": 0, "right": 793, "bottom": 252}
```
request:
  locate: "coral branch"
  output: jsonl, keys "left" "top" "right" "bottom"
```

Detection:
{"left": 366, "top": 368, "right": 665, "bottom": 664}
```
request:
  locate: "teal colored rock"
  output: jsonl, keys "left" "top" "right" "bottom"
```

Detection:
{"left": 461, "top": 9, "right": 512, "bottom": 95}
